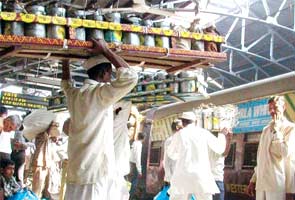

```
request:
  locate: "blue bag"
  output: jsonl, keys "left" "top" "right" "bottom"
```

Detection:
{"left": 7, "top": 188, "right": 38, "bottom": 200}
{"left": 154, "top": 185, "right": 196, "bottom": 200}
{"left": 153, "top": 185, "right": 170, "bottom": 200}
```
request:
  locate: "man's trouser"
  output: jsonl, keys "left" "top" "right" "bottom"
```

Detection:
{"left": 32, "top": 166, "right": 49, "bottom": 198}
{"left": 64, "top": 177, "right": 108, "bottom": 200}
{"left": 256, "top": 191, "right": 285, "bottom": 200}
{"left": 213, "top": 181, "right": 224, "bottom": 200}
{"left": 128, "top": 162, "right": 139, "bottom": 198}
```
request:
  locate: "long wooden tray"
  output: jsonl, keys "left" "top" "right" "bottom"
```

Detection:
{"left": 0, "top": 35, "right": 227, "bottom": 73}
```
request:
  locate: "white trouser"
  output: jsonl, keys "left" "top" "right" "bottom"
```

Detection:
{"left": 256, "top": 191, "right": 285, "bottom": 200}
{"left": 170, "top": 193, "right": 212, "bottom": 200}
{"left": 32, "top": 166, "right": 49, "bottom": 198}
{"left": 65, "top": 177, "right": 107, "bottom": 200}
{"left": 107, "top": 176, "right": 129, "bottom": 200}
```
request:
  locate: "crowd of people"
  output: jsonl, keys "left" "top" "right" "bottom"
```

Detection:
{"left": 0, "top": 108, "right": 68, "bottom": 200}
{"left": 0, "top": 37, "right": 294, "bottom": 200}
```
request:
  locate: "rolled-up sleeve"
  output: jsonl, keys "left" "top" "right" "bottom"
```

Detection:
{"left": 207, "top": 131, "right": 226, "bottom": 155}
{"left": 97, "top": 67, "right": 138, "bottom": 107}
{"left": 61, "top": 80, "right": 74, "bottom": 96}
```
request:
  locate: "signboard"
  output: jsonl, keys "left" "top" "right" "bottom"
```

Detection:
{"left": 0, "top": 92, "right": 48, "bottom": 109}
{"left": 233, "top": 98, "right": 271, "bottom": 133}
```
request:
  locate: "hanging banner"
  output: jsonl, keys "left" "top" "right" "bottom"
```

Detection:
{"left": 233, "top": 98, "right": 271, "bottom": 134}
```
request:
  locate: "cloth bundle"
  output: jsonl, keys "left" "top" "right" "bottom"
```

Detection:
{"left": 23, "top": 110, "right": 56, "bottom": 141}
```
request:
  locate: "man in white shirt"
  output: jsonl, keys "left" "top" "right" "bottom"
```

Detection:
{"left": 113, "top": 101, "right": 132, "bottom": 178}
{"left": 61, "top": 38, "right": 138, "bottom": 200}
{"left": 167, "top": 112, "right": 229, "bottom": 200}
{"left": 129, "top": 132, "right": 145, "bottom": 199}
{"left": 107, "top": 101, "right": 132, "bottom": 200}
{"left": 247, "top": 96, "right": 295, "bottom": 200}
{"left": 209, "top": 130, "right": 233, "bottom": 200}
{"left": 163, "top": 119, "right": 183, "bottom": 185}
{"left": 0, "top": 115, "right": 22, "bottom": 163}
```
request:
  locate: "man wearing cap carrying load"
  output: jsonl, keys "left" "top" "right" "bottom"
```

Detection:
{"left": 167, "top": 111, "right": 230, "bottom": 200}
{"left": 23, "top": 110, "right": 60, "bottom": 199}
{"left": 61, "top": 38, "right": 138, "bottom": 200}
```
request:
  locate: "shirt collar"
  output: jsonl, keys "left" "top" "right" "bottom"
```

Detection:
{"left": 269, "top": 116, "right": 288, "bottom": 126}
{"left": 270, "top": 116, "right": 287, "bottom": 122}
{"left": 84, "top": 79, "right": 99, "bottom": 85}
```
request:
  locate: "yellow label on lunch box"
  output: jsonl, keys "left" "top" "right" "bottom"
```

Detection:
{"left": 203, "top": 34, "right": 213, "bottom": 41}
{"left": 214, "top": 36, "right": 224, "bottom": 43}
{"left": 57, "top": 27, "right": 66, "bottom": 39}
{"left": 1, "top": 12, "right": 17, "bottom": 21}
{"left": 52, "top": 16, "right": 67, "bottom": 25}
{"left": 96, "top": 21, "right": 109, "bottom": 29}
{"left": 131, "top": 25, "right": 143, "bottom": 32}
{"left": 20, "top": 13, "right": 36, "bottom": 23}
{"left": 109, "top": 23, "right": 122, "bottom": 31}
{"left": 192, "top": 33, "right": 202, "bottom": 40}
{"left": 68, "top": 18, "right": 83, "bottom": 28}
{"left": 180, "top": 31, "right": 191, "bottom": 38}
{"left": 37, "top": 15, "right": 51, "bottom": 24}
{"left": 150, "top": 28, "right": 162, "bottom": 35}
{"left": 83, "top": 20, "right": 96, "bottom": 28}
{"left": 163, "top": 29, "right": 173, "bottom": 36}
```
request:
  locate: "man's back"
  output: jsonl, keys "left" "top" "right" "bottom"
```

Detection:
{"left": 62, "top": 68, "right": 137, "bottom": 185}
{"left": 168, "top": 124, "right": 220, "bottom": 195}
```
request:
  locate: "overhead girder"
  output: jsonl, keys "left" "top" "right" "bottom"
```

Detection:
{"left": 201, "top": 0, "right": 295, "bottom": 92}
{"left": 222, "top": 44, "right": 292, "bottom": 72}
{"left": 200, "top": 3, "right": 295, "bottom": 33}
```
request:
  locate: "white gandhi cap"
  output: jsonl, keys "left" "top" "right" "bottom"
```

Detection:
{"left": 179, "top": 111, "right": 196, "bottom": 121}
{"left": 83, "top": 54, "right": 110, "bottom": 70}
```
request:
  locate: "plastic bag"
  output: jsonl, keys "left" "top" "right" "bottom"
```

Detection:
{"left": 153, "top": 186, "right": 170, "bottom": 200}
{"left": 7, "top": 188, "right": 38, "bottom": 200}
{"left": 23, "top": 110, "right": 56, "bottom": 140}
{"left": 153, "top": 185, "right": 197, "bottom": 200}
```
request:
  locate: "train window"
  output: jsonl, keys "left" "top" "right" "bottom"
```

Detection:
{"left": 149, "top": 141, "right": 162, "bottom": 166}
{"left": 242, "top": 143, "right": 259, "bottom": 169}
{"left": 225, "top": 143, "right": 236, "bottom": 168}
